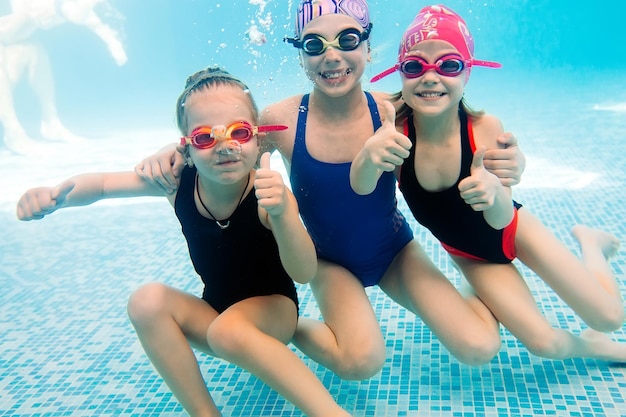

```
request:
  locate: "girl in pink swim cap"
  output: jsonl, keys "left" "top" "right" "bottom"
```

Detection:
{"left": 371, "top": 4, "right": 501, "bottom": 82}
{"left": 352, "top": 4, "right": 626, "bottom": 364}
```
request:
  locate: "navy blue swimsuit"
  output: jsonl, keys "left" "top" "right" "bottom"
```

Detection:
{"left": 290, "top": 92, "right": 413, "bottom": 286}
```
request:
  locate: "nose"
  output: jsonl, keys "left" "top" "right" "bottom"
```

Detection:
{"left": 421, "top": 68, "right": 440, "bottom": 83}
{"left": 215, "top": 139, "right": 242, "bottom": 155}
{"left": 323, "top": 45, "right": 342, "bottom": 61}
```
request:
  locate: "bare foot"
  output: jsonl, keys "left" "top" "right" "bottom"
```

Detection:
{"left": 580, "top": 328, "right": 626, "bottom": 362}
{"left": 572, "top": 225, "right": 621, "bottom": 259}
{"left": 41, "top": 120, "right": 87, "bottom": 143}
{"left": 3, "top": 131, "right": 48, "bottom": 156}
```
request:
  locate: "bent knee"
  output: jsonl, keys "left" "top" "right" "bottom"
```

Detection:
{"left": 127, "top": 282, "right": 169, "bottom": 324}
{"left": 585, "top": 306, "right": 625, "bottom": 333}
{"left": 452, "top": 336, "right": 501, "bottom": 366}
{"left": 207, "top": 315, "right": 255, "bottom": 359}
{"left": 521, "top": 329, "right": 565, "bottom": 359}
{"left": 332, "top": 348, "right": 386, "bottom": 380}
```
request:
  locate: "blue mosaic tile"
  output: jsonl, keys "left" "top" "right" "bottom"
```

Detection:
{"left": 2, "top": 83, "right": 626, "bottom": 416}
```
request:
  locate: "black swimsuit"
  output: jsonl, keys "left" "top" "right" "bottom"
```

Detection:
{"left": 174, "top": 166, "right": 298, "bottom": 313}
{"left": 399, "top": 108, "right": 521, "bottom": 263}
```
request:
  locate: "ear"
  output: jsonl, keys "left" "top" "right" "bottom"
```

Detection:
{"left": 255, "top": 134, "right": 263, "bottom": 148}
{"left": 182, "top": 146, "right": 194, "bottom": 167}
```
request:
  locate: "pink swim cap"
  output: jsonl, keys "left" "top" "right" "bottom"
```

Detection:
{"left": 371, "top": 4, "right": 500, "bottom": 82}
{"left": 294, "top": 0, "right": 370, "bottom": 38}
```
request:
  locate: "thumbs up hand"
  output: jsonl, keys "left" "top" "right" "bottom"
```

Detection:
{"left": 458, "top": 146, "right": 501, "bottom": 211}
{"left": 254, "top": 152, "right": 287, "bottom": 217}
{"left": 483, "top": 132, "right": 526, "bottom": 186}
{"left": 361, "top": 100, "right": 412, "bottom": 172}
{"left": 16, "top": 181, "right": 75, "bottom": 221}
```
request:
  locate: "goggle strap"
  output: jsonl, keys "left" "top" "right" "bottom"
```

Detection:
{"left": 284, "top": 37, "right": 301, "bottom": 48}
{"left": 370, "top": 65, "right": 399, "bottom": 83}
{"left": 471, "top": 59, "right": 502, "bottom": 69}
{"left": 257, "top": 125, "right": 289, "bottom": 133}
{"left": 371, "top": 59, "right": 501, "bottom": 83}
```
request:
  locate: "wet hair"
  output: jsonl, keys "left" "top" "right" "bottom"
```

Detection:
{"left": 175, "top": 66, "right": 259, "bottom": 136}
{"left": 390, "top": 91, "right": 485, "bottom": 124}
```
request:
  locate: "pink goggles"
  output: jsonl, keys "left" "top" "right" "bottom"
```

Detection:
{"left": 371, "top": 54, "right": 501, "bottom": 82}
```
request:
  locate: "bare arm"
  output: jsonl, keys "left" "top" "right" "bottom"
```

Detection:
{"left": 16, "top": 171, "right": 166, "bottom": 221}
{"left": 60, "top": 0, "right": 127, "bottom": 65}
{"left": 459, "top": 116, "right": 514, "bottom": 229}
{"left": 254, "top": 153, "right": 317, "bottom": 283}
{"left": 258, "top": 95, "right": 306, "bottom": 169}
{"left": 350, "top": 100, "right": 411, "bottom": 195}
{"left": 135, "top": 143, "right": 186, "bottom": 194}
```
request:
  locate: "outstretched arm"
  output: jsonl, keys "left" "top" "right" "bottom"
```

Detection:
{"left": 350, "top": 100, "right": 412, "bottom": 195}
{"left": 254, "top": 152, "right": 317, "bottom": 283}
{"left": 16, "top": 171, "right": 165, "bottom": 221}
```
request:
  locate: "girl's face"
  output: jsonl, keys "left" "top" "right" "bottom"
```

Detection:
{"left": 400, "top": 40, "right": 467, "bottom": 117}
{"left": 299, "top": 14, "right": 369, "bottom": 97}
{"left": 183, "top": 86, "right": 259, "bottom": 184}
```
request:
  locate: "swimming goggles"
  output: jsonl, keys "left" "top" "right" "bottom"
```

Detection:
{"left": 284, "top": 25, "right": 372, "bottom": 56}
{"left": 371, "top": 54, "right": 501, "bottom": 82}
{"left": 180, "top": 121, "right": 287, "bottom": 149}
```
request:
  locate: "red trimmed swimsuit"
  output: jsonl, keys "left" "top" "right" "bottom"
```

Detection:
{"left": 399, "top": 107, "right": 521, "bottom": 263}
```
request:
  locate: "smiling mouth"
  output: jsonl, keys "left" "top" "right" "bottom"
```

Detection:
{"left": 215, "top": 157, "right": 241, "bottom": 165}
{"left": 320, "top": 69, "right": 352, "bottom": 79}
{"left": 417, "top": 92, "right": 445, "bottom": 98}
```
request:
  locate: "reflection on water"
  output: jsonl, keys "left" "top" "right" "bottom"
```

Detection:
{"left": 0, "top": 0, "right": 127, "bottom": 154}
{"left": 593, "top": 102, "right": 626, "bottom": 112}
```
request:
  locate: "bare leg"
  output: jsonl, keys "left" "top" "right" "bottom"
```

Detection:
{"left": 129, "top": 282, "right": 349, "bottom": 417}
{"left": 292, "top": 260, "right": 387, "bottom": 380}
{"left": 572, "top": 225, "right": 625, "bottom": 359}
{"left": 127, "top": 283, "right": 222, "bottom": 417}
{"left": 571, "top": 225, "right": 622, "bottom": 297}
{"left": 380, "top": 240, "right": 501, "bottom": 365}
{"left": 516, "top": 209, "right": 624, "bottom": 332}
{"left": 2, "top": 42, "right": 86, "bottom": 145}
{"left": 208, "top": 296, "right": 350, "bottom": 417}
{"left": 458, "top": 259, "right": 626, "bottom": 362}
{"left": 0, "top": 44, "right": 40, "bottom": 154}
{"left": 19, "top": 44, "right": 86, "bottom": 143}
{"left": 61, "top": 0, "right": 128, "bottom": 65}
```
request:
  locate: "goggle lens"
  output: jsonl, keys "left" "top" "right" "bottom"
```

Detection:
{"left": 400, "top": 55, "right": 466, "bottom": 78}
{"left": 194, "top": 132, "right": 218, "bottom": 147}
{"left": 289, "top": 27, "right": 370, "bottom": 56}
{"left": 230, "top": 127, "right": 253, "bottom": 141}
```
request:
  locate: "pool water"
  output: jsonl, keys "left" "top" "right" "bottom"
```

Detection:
{"left": 1, "top": 0, "right": 625, "bottom": 416}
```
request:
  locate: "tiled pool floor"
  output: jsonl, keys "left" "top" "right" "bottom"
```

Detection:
{"left": 2, "top": 184, "right": 625, "bottom": 417}
{"left": 2, "top": 95, "right": 626, "bottom": 416}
